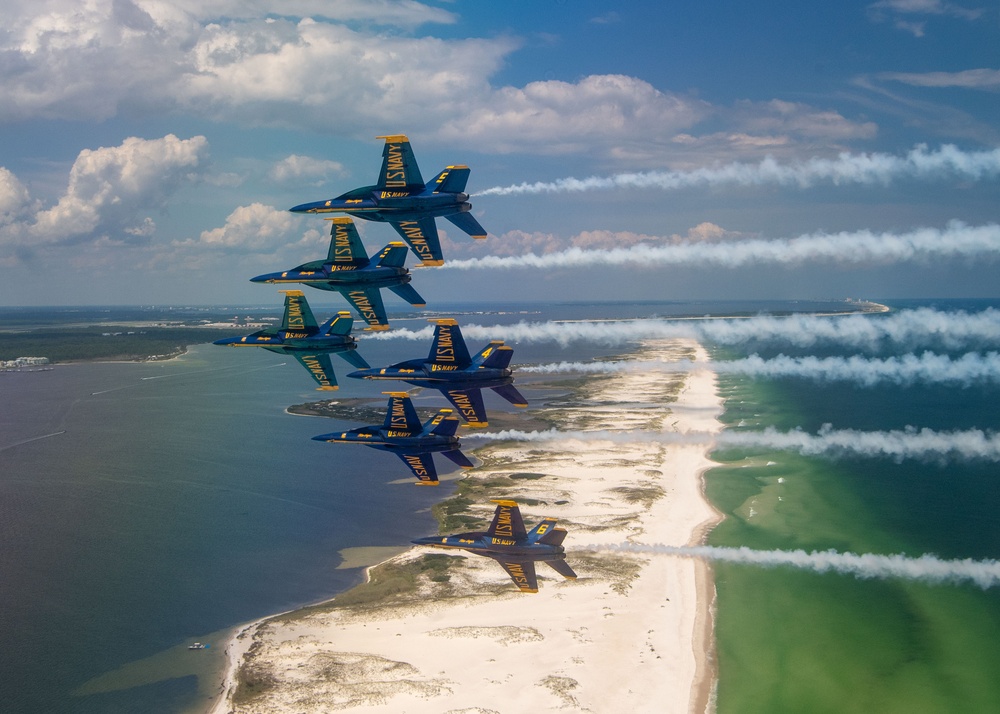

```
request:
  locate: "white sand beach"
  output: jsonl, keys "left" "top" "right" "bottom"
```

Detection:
{"left": 211, "top": 338, "right": 724, "bottom": 713}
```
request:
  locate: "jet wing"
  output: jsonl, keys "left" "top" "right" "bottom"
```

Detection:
{"left": 443, "top": 387, "right": 488, "bottom": 427}
{"left": 492, "top": 557, "right": 539, "bottom": 593}
{"left": 280, "top": 290, "right": 319, "bottom": 332}
{"left": 487, "top": 500, "right": 528, "bottom": 540}
{"left": 342, "top": 288, "right": 389, "bottom": 331}
{"left": 325, "top": 218, "right": 370, "bottom": 268}
{"left": 395, "top": 451, "right": 439, "bottom": 485}
{"left": 376, "top": 135, "right": 424, "bottom": 190}
{"left": 293, "top": 353, "right": 338, "bottom": 390}
{"left": 382, "top": 392, "right": 422, "bottom": 433}
{"left": 389, "top": 218, "right": 443, "bottom": 266}
{"left": 428, "top": 320, "right": 472, "bottom": 368}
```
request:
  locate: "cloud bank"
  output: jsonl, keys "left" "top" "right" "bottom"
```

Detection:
{"left": 1, "top": 134, "right": 209, "bottom": 253}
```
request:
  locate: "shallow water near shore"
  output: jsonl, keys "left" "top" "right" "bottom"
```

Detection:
{"left": 706, "top": 298, "right": 1000, "bottom": 713}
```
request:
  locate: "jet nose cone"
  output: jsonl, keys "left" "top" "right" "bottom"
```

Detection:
{"left": 250, "top": 272, "right": 279, "bottom": 283}
{"left": 213, "top": 337, "right": 239, "bottom": 346}
{"left": 411, "top": 537, "right": 438, "bottom": 546}
{"left": 347, "top": 369, "right": 374, "bottom": 379}
{"left": 311, "top": 433, "right": 333, "bottom": 442}
{"left": 289, "top": 200, "right": 327, "bottom": 213}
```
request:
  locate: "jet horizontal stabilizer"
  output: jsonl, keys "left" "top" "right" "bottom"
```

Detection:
{"left": 388, "top": 282, "right": 426, "bottom": 307}
{"left": 490, "top": 383, "right": 528, "bottom": 408}
{"left": 444, "top": 211, "right": 487, "bottom": 239}
{"left": 440, "top": 448, "right": 474, "bottom": 470}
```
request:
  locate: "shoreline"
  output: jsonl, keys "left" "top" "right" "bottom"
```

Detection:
{"left": 210, "top": 337, "right": 725, "bottom": 713}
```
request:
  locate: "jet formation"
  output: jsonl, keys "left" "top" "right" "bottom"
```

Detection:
{"left": 412, "top": 499, "right": 577, "bottom": 592}
{"left": 220, "top": 135, "right": 575, "bottom": 592}
{"left": 349, "top": 318, "right": 527, "bottom": 427}
{"left": 213, "top": 290, "right": 368, "bottom": 390}
{"left": 311, "top": 392, "right": 474, "bottom": 485}
{"left": 289, "top": 135, "right": 487, "bottom": 266}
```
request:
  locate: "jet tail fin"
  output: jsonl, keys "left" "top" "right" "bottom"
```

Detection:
{"left": 444, "top": 211, "right": 487, "bottom": 239}
{"left": 430, "top": 166, "right": 470, "bottom": 194}
{"left": 545, "top": 558, "right": 577, "bottom": 580}
{"left": 537, "top": 525, "right": 567, "bottom": 547}
{"left": 375, "top": 242, "right": 409, "bottom": 269}
{"left": 475, "top": 342, "right": 512, "bottom": 369}
{"left": 321, "top": 311, "right": 354, "bottom": 336}
{"left": 426, "top": 409, "right": 459, "bottom": 437}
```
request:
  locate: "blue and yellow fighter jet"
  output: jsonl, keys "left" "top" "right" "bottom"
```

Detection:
{"left": 288, "top": 135, "right": 487, "bottom": 266}
{"left": 250, "top": 217, "right": 425, "bottom": 331}
{"left": 412, "top": 499, "right": 577, "bottom": 593}
{"left": 347, "top": 319, "right": 527, "bottom": 427}
{"left": 311, "top": 392, "right": 474, "bottom": 485}
{"left": 213, "top": 290, "right": 369, "bottom": 391}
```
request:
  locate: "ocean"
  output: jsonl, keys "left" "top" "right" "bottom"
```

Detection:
{"left": 2, "top": 299, "right": 996, "bottom": 712}
{"left": 706, "top": 298, "right": 1000, "bottom": 713}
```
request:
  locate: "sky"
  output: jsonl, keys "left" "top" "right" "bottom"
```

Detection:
{"left": 0, "top": 0, "right": 998, "bottom": 307}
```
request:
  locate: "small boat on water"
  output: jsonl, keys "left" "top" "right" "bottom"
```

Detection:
{"left": 188, "top": 642, "right": 210, "bottom": 650}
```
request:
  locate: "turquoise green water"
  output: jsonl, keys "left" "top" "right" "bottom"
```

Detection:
{"left": 706, "top": 302, "right": 1000, "bottom": 712}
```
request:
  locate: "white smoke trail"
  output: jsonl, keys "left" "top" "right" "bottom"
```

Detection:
{"left": 359, "top": 308, "right": 1000, "bottom": 349}
{"left": 463, "top": 426, "right": 1000, "bottom": 462}
{"left": 478, "top": 144, "right": 1000, "bottom": 197}
{"left": 587, "top": 543, "right": 1000, "bottom": 589}
{"left": 437, "top": 222, "right": 1000, "bottom": 271}
{"left": 521, "top": 351, "right": 1000, "bottom": 387}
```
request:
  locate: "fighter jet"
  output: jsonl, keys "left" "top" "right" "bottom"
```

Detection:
{"left": 289, "top": 135, "right": 487, "bottom": 266}
{"left": 213, "top": 290, "right": 368, "bottom": 391}
{"left": 348, "top": 318, "right": 526, "bottom": 427}
{"left": 311, "top": 392, "right": 474, "bottom": 485}
{"left": 250, "top": 217, "right": 425, "bottom": 331}
{"left": 412, "top": 499, "right": 577, "bottom": 593}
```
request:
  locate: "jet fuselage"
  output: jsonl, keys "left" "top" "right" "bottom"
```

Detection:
{"left": 312, "top": 428, "right": 460, "bottom": 454}
{"left": 412, "top": 533, "right": 568, "bottom": 561}
{"left": 290, "top": 186, "right": 471, "bottom": 222}
{"left": 350, "top": 360, "right": 514, "bottom": 390}
{"left": 250, "top": 264, "right": 411, "bottom": 292}
{"left": 214, "top": 332, "right": 358, "bottom": 355}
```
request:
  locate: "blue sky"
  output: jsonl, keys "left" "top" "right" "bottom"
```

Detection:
{"left": 0, "top": 0, "right": 997, "bottom": 306}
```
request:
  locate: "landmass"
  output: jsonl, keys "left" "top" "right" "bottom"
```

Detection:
{"left": 211, "top": 338, "right": 724, "bottom": 713}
